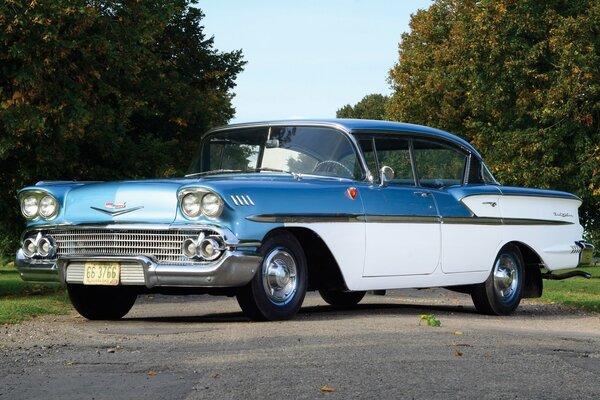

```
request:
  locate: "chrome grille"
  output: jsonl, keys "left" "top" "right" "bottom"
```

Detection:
{"left": 51, "top": 229, "right": 219, "bottom": 264}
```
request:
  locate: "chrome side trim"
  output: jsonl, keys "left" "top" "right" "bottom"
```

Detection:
{"left": 443, "top": 217, "right": 573, "bottom": 226}
{"left": 459, "top": 192, "right": 581, "bottom": 202}
{"left": 246, "top": 214, "right": 363, "bottom": 223}
{"left": 246, "top": 213, "right": 574, "bottom": 226}
{"left": 364, "top": 215, "right": 440, "bottom": 224}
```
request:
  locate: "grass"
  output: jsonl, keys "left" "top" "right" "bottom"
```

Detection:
{"left": 537, "top": 266, "right": 600, "bottom": 313}
{"left": 0, "top": 265, "right": 72, "bottom": 324}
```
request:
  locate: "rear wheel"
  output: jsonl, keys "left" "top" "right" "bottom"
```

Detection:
{"left": 471, "top": 244, "right": 524, "bottom": 315}
{"left": 67, "top": 284, "right": 138, "bottom": 320}
{"left": 236, "top": 232, "right": 307, "bottom": 321}
{"left": 319, "top": 289, "right": 366, "bottom": 308}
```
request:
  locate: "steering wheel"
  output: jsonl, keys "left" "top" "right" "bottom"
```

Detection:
{"left": 312, "top": 160, "right": 354, "bottom": 178}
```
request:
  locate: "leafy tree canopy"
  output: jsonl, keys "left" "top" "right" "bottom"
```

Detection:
{"left": 387, "top": 0, "right": 600, "bottom": 243}
{"left": 336, "top": 94, "right": 389, "bottom": 120}
{"left": 0, "top": 0, "right": 245, "bottom": 255}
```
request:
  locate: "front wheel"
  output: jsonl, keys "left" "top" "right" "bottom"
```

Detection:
{"left": 236, "top": 232, "right": 307, "bottom": 321}
{"left": 67, "top": 284, "right": 138, "bottom": 320}
{"left": 471, "top": 244, "right": 525, "bottom": 315}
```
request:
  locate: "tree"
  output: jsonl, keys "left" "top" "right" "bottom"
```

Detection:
{"left": 387, "top": 0, "right": 600, "bottom": 249}
{"left": 0, "top": 0, "right": 245, "bottom": 256}
{"left": 336, "top": 94, "right": 389, "bottom": 120}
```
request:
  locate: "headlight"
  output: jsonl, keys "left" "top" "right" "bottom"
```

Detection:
{"left": 181, "top": 192, "right": 202, "bottom": 218}
{"left": 39, "top": 195, "right": 58, "bottom": 219}
{"left": 21, "top": 196, "right": 39, "bottom": 219}
{"left": 201, "top": 193, "right": 223, "bottom": 218}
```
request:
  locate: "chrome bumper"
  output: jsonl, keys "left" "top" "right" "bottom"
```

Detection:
{"left": 576, "top": 241, "right": 595, "bottom": 266}
{"left": 15, "top": 249, "right": 262, "bottom": 288}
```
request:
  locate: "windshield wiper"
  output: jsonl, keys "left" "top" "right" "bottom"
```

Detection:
{"left": 250, "top": 168, "right": 302, "bottom": 179}
{"left": 251, "top": 167, "right": 288, "bottom": 174}
{"left": 185, "top": 168, "right": 301, "bottom": 179}
{"left": 185, "top": 169, "right": 244, "bottom": 178}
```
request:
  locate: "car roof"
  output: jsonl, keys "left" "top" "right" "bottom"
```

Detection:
{"left": 208, "top": 118, "right": 482, "bottom": 159}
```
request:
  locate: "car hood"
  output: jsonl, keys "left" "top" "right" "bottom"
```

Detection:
{"left": 62, "top": 180, "right": 186, "bottom": 224}
{"left": 24, "top": 174, "right": 364, "bottom": 228}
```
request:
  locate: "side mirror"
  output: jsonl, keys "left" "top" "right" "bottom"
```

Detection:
{"left": 265, "top": 139, "right": 279, "bottom": 148}
{"left": 379, "top": 166, "right": 394, "bottom": 187}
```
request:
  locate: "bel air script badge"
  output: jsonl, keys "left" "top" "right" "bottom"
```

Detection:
{"left": 90, "top": 202, "right": 144, "bottom": 216}
{"left": 553, "top": 212, "right": 574, "bottom": 218}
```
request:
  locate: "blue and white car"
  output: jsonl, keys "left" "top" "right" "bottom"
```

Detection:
{"left": 15, "top": 119, "right": 594, "bottom": 321}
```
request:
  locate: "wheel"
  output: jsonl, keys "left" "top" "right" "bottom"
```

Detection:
{"left": 319, "top": 289, "right": 366, "bottom": 308}
{"left": 471, "top": 244, "right": 525, "bottom": 315}
{"left": 312, "top": 160, "right": 353, "bottom": 178}
{"left": 67, "top": 284, "right": 138, "bottom": 320}
{"left": 236, "top": 232, "right": 307, "bottom": 321}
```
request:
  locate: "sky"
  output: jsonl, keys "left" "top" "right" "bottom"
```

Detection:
{"left": 198, "top": 0, "right": 432, "bottom": 123}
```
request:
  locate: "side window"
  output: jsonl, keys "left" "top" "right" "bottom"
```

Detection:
{"left": 358, "top": 138, "right": 377, "bottom": 179}
{"left": 375, "top": 137, "right": 414, "bottom": 185}
{"left": 413, "top": 139, "right": 466, "bottom": 188}
{"left": 467, "top": 157, "right": 499, "bottom": 185}
{"left": 358, "top": 136, "right": 415, "bottom": 185}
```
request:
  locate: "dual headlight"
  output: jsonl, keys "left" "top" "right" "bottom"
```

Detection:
{"left": 20, "top": 192, "right": 59, "bottom": 220}
{"left": 179, "top": 189, "right": 223, "bottom": 219}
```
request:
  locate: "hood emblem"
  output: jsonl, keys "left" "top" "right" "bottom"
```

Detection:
{"left": 91, "top": 202, "right": 144, "bottom": 216}
{"left": 105, "top": 202, "right": 126, "bottom": 209}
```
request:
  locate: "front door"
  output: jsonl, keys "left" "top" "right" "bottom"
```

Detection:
{"left": 358, "top": 136, "right": 441, "bottom": 277}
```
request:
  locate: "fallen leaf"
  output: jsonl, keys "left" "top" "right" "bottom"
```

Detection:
{"left": 148, "top": 371, "right": 157, "bottom": 377}
{"left": 320, "top": 385, "right": 336, "bottom": 393}
{"left": 419, "top": 314, "right": 441, "bottom": 327}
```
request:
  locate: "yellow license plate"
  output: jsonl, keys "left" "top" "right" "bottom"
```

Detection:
{"left": 83, "top": 262, "right": 120, "bottom": 286}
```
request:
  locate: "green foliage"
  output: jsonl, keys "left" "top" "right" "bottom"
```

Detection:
{"left": 337, "top": 94, "right": 389, "bottom": 120}
{"left": 0, "top": 0, "right": 245, "bottom": 256}
{"left": 419, "top": 314, "right": 441, "bottom": 327}
{"left": 387, "top": 0, "right": 600, "bottom": 246}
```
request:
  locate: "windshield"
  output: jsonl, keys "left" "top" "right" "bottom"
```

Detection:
{"left": 187, "top": 126, "right": 363, "bottom": 179}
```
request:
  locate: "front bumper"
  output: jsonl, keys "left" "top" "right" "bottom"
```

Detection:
{"left": 16, "top": 249, "right": 262, "bottom": 288}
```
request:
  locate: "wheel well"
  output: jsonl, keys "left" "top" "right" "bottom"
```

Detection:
{"left": 267, "top": 227, "right": 348, "bottom": 291}
{"left": 508, "top": 241, "right": 543, "bottom": 298}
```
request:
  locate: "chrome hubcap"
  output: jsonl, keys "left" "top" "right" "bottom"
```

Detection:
{"left": 493, "top": 253, "right": 519, "bottom": 304}
{"left": 262, "top": 248, "right": 298, "bottom": 304}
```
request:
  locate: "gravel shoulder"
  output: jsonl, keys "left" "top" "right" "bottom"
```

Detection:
{"left": 1, "top": 289, "right": 599, "bottom": 399}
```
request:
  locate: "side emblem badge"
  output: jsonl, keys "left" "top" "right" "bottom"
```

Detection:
{"left": 346, "top": 187, "right": 358, "bottom": 200}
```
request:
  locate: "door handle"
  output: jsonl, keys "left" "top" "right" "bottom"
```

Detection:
{"left": 413, "top": 191, "right": 431, "bottom": 198}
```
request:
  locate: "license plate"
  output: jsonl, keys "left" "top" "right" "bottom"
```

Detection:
{"left": 83, "top": 262, "right": 120, "bottom": 286}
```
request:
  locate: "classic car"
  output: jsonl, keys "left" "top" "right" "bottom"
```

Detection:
{"left": 15, "top": 119, "right": 594, "bottom": 321}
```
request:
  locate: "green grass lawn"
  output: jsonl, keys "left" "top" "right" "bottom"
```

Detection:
{"left": 537, "top": 266, "right": 600, "bottom": 313}
{"left": 0, "top": 265, "right": 72, "bottom": 324}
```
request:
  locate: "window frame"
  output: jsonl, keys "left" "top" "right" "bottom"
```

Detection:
{"left": 355, "top": 132, "right": 474, "bottom": 188}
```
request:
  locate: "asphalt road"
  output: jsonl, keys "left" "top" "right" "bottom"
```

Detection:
{"left": 1, "top": 289, "right": 599, "bottom": 400}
